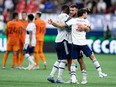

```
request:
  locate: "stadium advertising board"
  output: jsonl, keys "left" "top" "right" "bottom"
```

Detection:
{"left": 0, "top": 36, "right": 116, "bottom": 54}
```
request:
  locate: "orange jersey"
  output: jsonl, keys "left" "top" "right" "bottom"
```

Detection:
{"left": 34, "top": 18, "right": 46, "bottom": 41}
{"left": 18, "top": 20, "right": 28, "bottom": 39}
{"left": 6, "top": 20, "right": 22, "bottom": 45}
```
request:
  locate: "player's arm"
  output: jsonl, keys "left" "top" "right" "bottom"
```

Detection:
{"left": 83, "top": 25, "right": 91, "bottom": 32}
{"left": 78, "top": 24, "right": 91, "bottom": 32}
{"left": 48, "top": 19, "right": 66, "bottom": 28}
{"left": 84, "top": 26, "right": 91, "bottom": 32}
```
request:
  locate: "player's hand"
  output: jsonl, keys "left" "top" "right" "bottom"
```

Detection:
{"left": 48, "top": 19, "right": 53, "bottom": 24}
{"left": 78, "top": 24, "right": 84, "bottom": 31}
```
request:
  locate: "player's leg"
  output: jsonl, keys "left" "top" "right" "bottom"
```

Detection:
{"left": 47, "top": 60, "right": 60, "bottom": 83}
{"left": 78, "top": 58, "right": 87, "bottom": 84}
{"left": 38, "top": 41, "right": 47, "bottom": 69}
{"left": 2, "top": 51, "right": 10, "bottom": 68}
{"left": 70, "top": 44, "right": 79, "bottom": 84}
{"left": 20, "top": 38, "right": 25, "bottom": 67}
{"left": 2, "top": 43, "right": 11, "bottom": 68}
{"left": 89, "top": 52, "right": 107, "bottom": 78}
{"left": 47, "top": 42, "right": 62, "bottom": 83}
{"left": 12, "top": 44, "right": 20, "bottom": 68}
{"left": 82, "top": 45, "right": 107, "bottom": 78}
{"left": 12, "top": 51, "right": 18, "bottom": 68}
{"left": 56, "top": 41, "right": 69, "bottom": 83}
{"left": 34, "top": 41, "right": 39, "bottom": 69}
{"left": 25, "top": 46, "right": 36, "bottom": 70}
{"left": 18, "top": 41, "right": 25, "bottom": 69}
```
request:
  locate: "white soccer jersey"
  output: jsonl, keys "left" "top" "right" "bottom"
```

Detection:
{"left": 66, "top": 28, "right": 72, "bottom": 44}
{"left": 66, "top": 18, "right": 91, "bottom": 45}
{"left": 25, "top": 22, "right": 36, "bottom": 46}
{"left": 55, "top": 13, "right": 70, "bottom": 43}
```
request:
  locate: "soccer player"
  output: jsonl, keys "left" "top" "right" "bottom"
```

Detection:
{"left": 34, "top": 12, "right": 47, "bottom": 69}
{"left": 69, "top": 4, "right": 87, "bottom": 84}
{"left": 2, "top": 12, "right": 22, "bottom": 68}
{"left": 48, "top": 8, "right": 107, "bottom": 84}
{"left": 47, "top": 5, "right": 70, "bottom": 83}
{"left": 23, "top": 14, "right": 36, "bottom": 70}
{"left": 64, "top": 4, "right": 87, "bottom": 84}
{"left": 18, "top": 11, "right": 28, "bottom": 69}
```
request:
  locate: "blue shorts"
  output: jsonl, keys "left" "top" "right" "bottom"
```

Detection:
{"left": 24, "top": 46, "right": 35, "bottom": 54}
{"left": 66, "top": 43, "right": 83, "bottom": 59}
{"left": 55, "top": 40, "right": 70, "bottom": 60}
{"left": 66, "top": 43, "right": 71, "bottom": 59}
{"left": 71, "top": 44, "right": 92, "bottom": 59}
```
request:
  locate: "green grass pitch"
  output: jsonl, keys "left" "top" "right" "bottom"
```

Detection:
{"left": 0, "top": 53, "right": 116, "bottom": 87}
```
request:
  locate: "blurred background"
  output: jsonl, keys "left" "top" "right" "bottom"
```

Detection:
{"left": 0, "top": 0, "right": 116, "bottom": 54}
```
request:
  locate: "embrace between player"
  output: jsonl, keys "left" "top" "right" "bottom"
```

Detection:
{"left": 47, "top": 4, "right": 107, "bottom": 84}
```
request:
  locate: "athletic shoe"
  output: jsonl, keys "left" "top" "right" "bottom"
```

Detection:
{"left": 99, "top": 72, "right": 107, "bottom": 78}
{"left": 43, "top": 64, "right": 46, "bottom": 70}
{"left": 71, "top": 75, "right": 79, "bottom": 84}
{"left": 28, "top": 63, "right": 36, "bottom": 70}
{"left": 24, "top": 64, "right": 31, "bottom": 70}
{"left": 55, "top": 79, "right": 64, "bottom": 83}
{"left": 33, "top": 66, "right": 40, "bottom": 70}
{"left": 65, "top": 79, "right": 72, "bottom": 84}
{"left": 2, "top": 66, "right": 6, "bottom": 69}
{"left": 81, "top": 78, "right": 87, "bottom": 84}
{"left": 18, "top": 66, "right": 25, "bottom": 70}
{"left": 47, "top": 76, "right": 55, "bottom": 83}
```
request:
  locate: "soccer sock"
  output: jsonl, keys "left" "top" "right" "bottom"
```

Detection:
{"left": 19, "top": 53, "right": 24, "bottom": 66}
{"left": 12, "top": 54, "right": 17, "bottom": 68}
{"left": 34, "top": 52, "right": 39, "bottom": 66}
{"left": 2, "top": 53, "right": 8, "bottom": 67}
{"left": 39, "top": 53, "right": 46, "bottom": 63}
{"left": 70, "top": 64, "right": 76, "bottom": 76}
{"left": 25, "top": 54, "right": 35, "bottom": 65}
{"left": 43, "top": 62, "right": 47, "bottom": 66}
{"left": 57, "top": 60, "right": 66, "bottom": 80}
{"left": 15, "top": 54, "right": 19, "bottom": 66}
{"left": 50, "top": 60, "right": 60, "bottom": 77}
{"left": 82, "top": 69, "right": 87, "bottom": 80}
{"left": 92, "top": 58, "right": 102, "bottom": 72}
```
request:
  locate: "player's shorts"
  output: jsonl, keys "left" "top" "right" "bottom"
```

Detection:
{"left": 55, "top": 40, "right": 70, "bottom": 60}
{"left": 23, "top": 44, "right": 35, "bottom": 54}
{"left": 66, "top": 43, "right": 71, "bottom": 59}
{"left": 66, "top": 43, "right": 83, "bottom": 59}
{"left": 7, "top": 42, "right": 20, "bottom": 52}
{"left": 71, "top": 44, "right": 92, "bottom": 59}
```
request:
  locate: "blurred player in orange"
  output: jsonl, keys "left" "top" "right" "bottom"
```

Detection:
{"left": 2, "top": 12, "right": 22, "bottom": 68}
{"left": 34, "top": 12, "right": 47, "bottom": 69}
{"left": 18, "top": 11, "right": 28, "bottom": 69}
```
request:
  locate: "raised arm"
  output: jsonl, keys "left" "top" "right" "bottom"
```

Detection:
{"left": 48, "top": 19, "right": 66, "bottom": 28}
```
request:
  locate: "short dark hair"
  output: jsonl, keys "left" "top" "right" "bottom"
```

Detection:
{"left": 28, "top": 14, "right": 34, "bottom": 21}
{"left": 21, "top": 11, "right": 27, "bottom": 14}
{"left": 70, "top": 4, "right": 78, "bottom": 9}
{"left": 78, "top": 8, "right": 90, "bottom": 17}
{"left": 61, "top": 5, "right": 69, "bottom": 14}
{"left": 12, "top": 12, "right": 18, "bottom": 19}
{"left": 36, "top": 11, "right": 42, "bottom": 17}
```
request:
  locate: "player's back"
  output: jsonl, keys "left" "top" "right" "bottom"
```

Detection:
{"left": 34, "top": 18, "right": 46, "bottom": 41}
{"left": 6, "top": 20, "right": 22, "bottom": 44}
{"left": 55, "top": 13, "right": 70, "bottom": 43}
